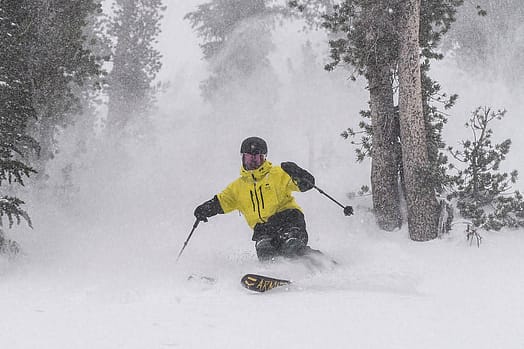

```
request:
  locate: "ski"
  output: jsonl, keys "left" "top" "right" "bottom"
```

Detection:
{"left": 241, "top": 273, "right": 291, "bottom": 293}
{"left": 187, "top": 274, "right": 216, "bottom": 284}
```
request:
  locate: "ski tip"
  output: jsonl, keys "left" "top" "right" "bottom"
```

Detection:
{"left": 241, "top": 273, "right": 291, "bottom": 293}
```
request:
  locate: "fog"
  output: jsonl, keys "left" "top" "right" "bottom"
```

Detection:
{"left": 2, "top": 2, "right": 524, "bottom": 348}
{"left": 5, "top": 0, "right": 523, "bottom": 293}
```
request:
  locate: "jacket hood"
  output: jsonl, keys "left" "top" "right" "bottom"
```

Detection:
{"left": 240, "top": 160, "right": 272, "bottom": 182}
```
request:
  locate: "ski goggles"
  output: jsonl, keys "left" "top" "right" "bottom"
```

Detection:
{"left": 242, "top": 153, "right": 266, "bottom": 170}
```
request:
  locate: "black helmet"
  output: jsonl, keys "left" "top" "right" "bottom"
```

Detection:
{"left": 240, "top": 137, "right": 267, "bottom": 155}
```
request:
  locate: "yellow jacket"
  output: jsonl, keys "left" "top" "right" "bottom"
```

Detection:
{"left": 217, "top": 161, "right": 303, "bottom": 229}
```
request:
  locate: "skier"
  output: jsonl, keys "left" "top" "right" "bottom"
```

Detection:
{"left": 194, "top": 136, "right": 319, "bottom": 261}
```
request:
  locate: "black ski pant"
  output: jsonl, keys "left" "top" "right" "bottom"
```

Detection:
{"left": 252, "top": 209, "right": 309, "bottom": 261}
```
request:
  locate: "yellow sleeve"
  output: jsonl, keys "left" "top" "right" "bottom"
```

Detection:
{"left": 216, "top": 180, "right": 239, "bottom": 214}
{"left": 278, "top": 167, "right": 301, "bottom": 193}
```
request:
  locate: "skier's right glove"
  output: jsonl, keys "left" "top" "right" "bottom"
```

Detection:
{"left": 194, "top": 195, "right": 224, "bottom": 222}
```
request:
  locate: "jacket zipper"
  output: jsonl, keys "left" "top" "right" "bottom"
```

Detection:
{"left": 259, "top": 186, "right": 265, "bottom": 209}
{"left": 251, "top": 174, "right": 265, "bottom": 222}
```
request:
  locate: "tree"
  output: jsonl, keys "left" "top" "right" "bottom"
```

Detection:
{"left": 317, "top": 0, "right": 461, "bottom": 233}
{"left": 397, "top": 0, "right": 440, "bottom": 241}
{"left": 1, "top": 1, "right": 106, "bottom": 250}
{"left": 22, "top": 0, "right": 105, "bottom": 177}
{"left": 448, "top": 107, "right": 524, "bottom": 231}
{"left": 443, "top": 0, "right": 524, "bottom": 84}
{"left": 70, "top": 0, "right": 111, "bottom": 150}
{"left": 0, "top": 2, "right": 39, "bottom": 252}
{"left": 321, "top": 0, "right": 404, "bottom": 230}
{"left": 185, "top": 0, "right": 277, "bottom": 102}
{"left": 106, "top": 0, "right": 165, "bottom": 138}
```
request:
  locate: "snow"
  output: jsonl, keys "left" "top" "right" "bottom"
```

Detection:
{"left": 4, "top": 209, "right": 524, "bottom": 348}
{"left": 2, "top": 2, "right": 524, "bottom": 349}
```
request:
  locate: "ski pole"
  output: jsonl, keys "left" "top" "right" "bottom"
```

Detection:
{"left": 176, "top": 219, "right": 200, "bottom": 262}
{"left": 313, "top": 185, "right": 354, "bottom": 216}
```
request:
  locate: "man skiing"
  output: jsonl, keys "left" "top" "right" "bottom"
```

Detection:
{"left": 194, "top": 136, "right": 318, "bottom": 261}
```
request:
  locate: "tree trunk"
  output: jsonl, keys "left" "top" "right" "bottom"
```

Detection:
{"left": 367, "top": 64, "right": 402, "bottom": 231}
{"left": 397, "top": 0, "right": 439, "bottom": 241}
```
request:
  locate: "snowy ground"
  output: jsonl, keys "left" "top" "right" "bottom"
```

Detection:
{"left": 3, "top": 205, "right": 524, "bottom": 349}
{"left": 2, "top": 2, "right": 524, "bottom": 348}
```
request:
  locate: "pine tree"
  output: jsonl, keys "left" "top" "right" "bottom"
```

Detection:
{"left": 185, "top": 0, "right": 276, "bottom": 102}
{"left": 448, "top": 107, "right": 524, "bottom": 230}
{"left": 22, "top": 0, "right": 105, "bottom": 176}
{"left": 0, "top": 2, "right": 39, "bottom": 252}
{"left": 106, "top": 0, "right": 165, "bottom": 138}
{"left": 443, "top": 0, "right": 524, "bottom": 84}
{"left": 314, "top": 0, "right": 462, "bottom": 233}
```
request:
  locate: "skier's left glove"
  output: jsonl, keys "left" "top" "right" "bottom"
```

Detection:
{"left": 194, "top": 195, "right": 224, "bottom": 222}
{"left": 281, "top": 162, "right": 315, "bottom": 192}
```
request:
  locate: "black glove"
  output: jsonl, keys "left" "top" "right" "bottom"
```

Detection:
{"left": 194, "top": 196, "right": 224, "bottom": 222}
{"left": 281, "top": 162, "right": 315, "bottom": 192}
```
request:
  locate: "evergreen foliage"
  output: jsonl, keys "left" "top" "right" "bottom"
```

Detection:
{"left": 0, "top": 3, "right": 39, "bottom": 251}
{"left": 296, "top": 0, "right": 461, "bottom": 235}
{"left": 1, "top": 1, "right": 106, "bottom": 250}
{"left": 22, "top": 0, "right": 106, "bottom": 172}
{"left": 317, "top": 0, "right": 461, "bottom": 72}
{"left": 106, "top": 0, "right": 165, "bottom": 135}
{"left": 443, "top": 0, "right": 524, "bottom": 84}
{"left": 0, "top": 3, "right": 39, "bottom": 186}
{"left": 340, "top": 110, "right": 373, "bottom": 162}
{"left": 448, "top": 107, "right": 524, "bottom": 230}
{"left": 323, "top": 0, "right": 461, "bottom": 174}
{"left": 341, "top": 70, "right": 458, "bottom": 190}
{"left": 420, "top": 63, "right": 458, "bottom": 194}
{"left": 185, "top": 0, "right": 275, "bottom": 101}
{"left": 185, "top": 0, "right": 268, "bottom": 60}
{"left": 0, "top": 197, "right": 32, "bottom": 230}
